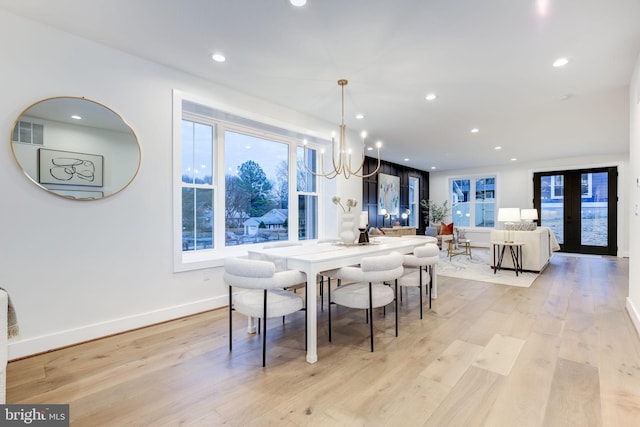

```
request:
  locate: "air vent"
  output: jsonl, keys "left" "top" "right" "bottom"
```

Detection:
{"left": 12, "top": 120, "right": 44, "bottom": 145}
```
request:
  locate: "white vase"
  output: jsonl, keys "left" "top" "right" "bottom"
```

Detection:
{"left": 339, "top": 212, "right": 357, "bottom": 244}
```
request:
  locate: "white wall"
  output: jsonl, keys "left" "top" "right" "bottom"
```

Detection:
{"left": 628, "top": 53, "right": 640, "bottom": 336}
{"left": 0, "top": 10, "right": 354, "bottom": 359}
{"left": 429, "top": 155, "right": 629, "bottom": 255}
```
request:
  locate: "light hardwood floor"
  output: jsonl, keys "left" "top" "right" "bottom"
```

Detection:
{"left": 7, "top": 251, "right": 640, "bottom": 426}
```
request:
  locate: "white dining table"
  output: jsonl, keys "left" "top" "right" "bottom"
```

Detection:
{"left": 247, "top": 235, "right": 437, "bottom": 364}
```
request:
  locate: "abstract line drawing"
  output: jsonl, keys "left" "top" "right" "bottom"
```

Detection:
{"left": 38, "top": 148, "right": 103, "bottom": 187}
{"left": 50, "top": 157, "right": 95, "bottom": 182}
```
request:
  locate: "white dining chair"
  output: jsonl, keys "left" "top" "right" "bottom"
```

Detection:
{"left": 328, "top": 252, "right": 404, "bottom": 352}
{"left": 224, "top": 257, "right": 306, "bottom": 367}
{"left": 397, "top": 243, "right": 439, "bottom": 318}
{"left": 316, "top": 238, "right": 347, "bottom": 311}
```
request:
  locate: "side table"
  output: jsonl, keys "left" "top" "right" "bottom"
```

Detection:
{"left": 491, "top": 241, "right": 524, "bottom": 276}
{"left": 447, "top": 239, "right": 472, "bottom": 261}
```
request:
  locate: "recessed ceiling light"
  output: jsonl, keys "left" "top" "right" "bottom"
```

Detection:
{"left": 553, "top": 57, "right": 569, "bottom": 67}
{"left": 355, "top": 113, "right": 364, "bottom": 119}
{"left": 511, "top": 158, "right": 518, "bottom": 161}
{"left": 404, "top": 158, "right": 409, "bottom": 162}
{"left": 71, "top": 115, "right": 82, "bottom": 120}
{"left": 210, "top": 53, "right": 226, "bottom": 63}
{"left": 425, "top": 93, "right": 437, "bottom": 101}
{"left": 471, "top": 128, "right": 479, "bottom": 133}
{"left": 431, "top": 166, "right": 437, "bottom": 170}
{"left": 494, "top": 146, "right": 502, "bottom": 150}
{"left": 290, "top": 0, "right": 307, "bottom": 6}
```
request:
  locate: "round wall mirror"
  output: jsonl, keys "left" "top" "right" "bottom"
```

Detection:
{"left": 10, "top": 96, "right": 141, "bottom": 200}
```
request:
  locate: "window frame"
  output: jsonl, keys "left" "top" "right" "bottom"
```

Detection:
{"left": 448, "top": 174, "right": 497, "bottom": 229}
{"left": 172, "top": 90, "right": 325, "bottom": 272}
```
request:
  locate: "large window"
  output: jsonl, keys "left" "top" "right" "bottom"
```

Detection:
{"left": 174, "top": 93, "right": 322, "bottom": 271}
{"left": 450, "top": 176, "right": 495, "bottom": 227}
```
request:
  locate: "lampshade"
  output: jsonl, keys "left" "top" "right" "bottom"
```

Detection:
{"left": 521, "top": 208, "right": 538, "bottom": 221}
{"left": 359, "top": 211, "right": 369, "bottom": 228}
{"left": 497, "top": 208, "right": 521, "bottom": 223}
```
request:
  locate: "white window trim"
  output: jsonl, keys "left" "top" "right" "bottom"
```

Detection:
{"left": 172, "top": 90, "right": 327, "bottom": 272}
{"left": 448, "top": 173, "right": 497, "bottom": 229}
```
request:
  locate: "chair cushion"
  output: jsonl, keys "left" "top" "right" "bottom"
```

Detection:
{"left": 338, "top": 252, "right": 403, "bottom": 283}
{"left": 234, "top": 288, "right": 304, "bottom": 318}
{"left": 397, "top": 269, "right": 430, "bottom": 287}
{"left": 440, "top": 222, "right": 454, "bottom": 235}
{"left": 224, "top": 257, "right": 306, "bottom": 290}
{"left": 331, "top": 283, "right": 394, "bottom": 309}
{"left": 403, "top": 243, "right": 439, "bottom": 268}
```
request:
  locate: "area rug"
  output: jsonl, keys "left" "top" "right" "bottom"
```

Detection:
{"left": 436, "top": 247, "right": 538, "bottom": 287}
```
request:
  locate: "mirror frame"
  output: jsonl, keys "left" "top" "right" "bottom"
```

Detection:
{"left": 10, "top": 96, "right": 141, "bottom": 200}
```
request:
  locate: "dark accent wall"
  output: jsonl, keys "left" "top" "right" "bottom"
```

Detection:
{"left": 362, "top": 156, "right": 429, "bottom": 234}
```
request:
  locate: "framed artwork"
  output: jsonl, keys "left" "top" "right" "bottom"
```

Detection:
{"left": 378, "top": 173, "right": 400, "bottom": 215}
{"left": 38, "top": 148, "right": 104, "bottom": 187}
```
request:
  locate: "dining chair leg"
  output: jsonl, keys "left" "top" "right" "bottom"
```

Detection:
{"left": 428, "top": 265, "right": 433, "bottom": 309}
{"left": 395, "top": 279, "right": 398, "bottom": 337}
{"left": 369, "top": 282, "right": 374, "bottom": 352}
{"left": 419, "top": 268, "right": 423, "bottom": 319}
{"left": 229, "top": 285, "right": 233, "bottom": 352}
{"left": 262, "top": 289, "right": 267, "bottom": 367}
{"left": 328, "top": 279, "right": 332, "bottom": 342}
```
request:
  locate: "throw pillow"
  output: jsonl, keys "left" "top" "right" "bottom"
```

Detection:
{"left": 440, "top": 222, "right": 454, "bottom": 235}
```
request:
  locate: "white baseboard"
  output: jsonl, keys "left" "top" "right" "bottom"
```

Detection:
{"left": 8, "top": 296, "right": 228, "bottom": 361}
{"left": 627, "top": 297, "right": 640, "bottom": 339}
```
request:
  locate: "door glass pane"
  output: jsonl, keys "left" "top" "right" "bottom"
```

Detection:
{"left": 581, "top": 172, "right": 608, "bottom": 246}
{"left": 540, "top": 175, "right": 564, "bottom": 244}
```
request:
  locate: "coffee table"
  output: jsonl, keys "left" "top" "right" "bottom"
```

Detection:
{"left": 447, "top": 238, "right": 472, "bottom": 260}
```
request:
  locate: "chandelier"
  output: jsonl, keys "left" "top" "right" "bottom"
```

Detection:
{"left": 304, "top": 79, "right": 382, "bottom": 179}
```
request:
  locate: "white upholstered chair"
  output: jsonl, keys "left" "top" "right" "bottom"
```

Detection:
{"left": 328, "top": 252, "right": 404, "bottom": 352}
{"left": 398, "top": 243, "right": 439, "bottom": 318}
{"left": 262, "top": 241, "right": 306, "bottom": 291}
{"left": 224, "top": 257, "right": 306, "bottom": 367}
{"left": 316, "top": 238, "right": 349, "bottom": 311}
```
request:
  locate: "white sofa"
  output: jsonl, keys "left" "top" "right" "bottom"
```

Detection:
{"left": 0, "top": 289, "right": 7, "bottom": 404}
{"left": 490, "top": 227, "right": 560, "bottom": 273}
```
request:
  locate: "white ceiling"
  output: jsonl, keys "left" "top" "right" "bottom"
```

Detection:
{"left": 2, "top": 0, "right": 640, "bottom": 171}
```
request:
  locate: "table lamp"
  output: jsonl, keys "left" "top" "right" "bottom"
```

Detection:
{"left": 401, "top": 208, "right": 411, "bottom": 226}
{"left": 497, "top": 207, "right": 521, "bottom": 243}
{"left": 358, "top": 211, "right": 370, "bottom": 243}
{"left": 521, "top": 208, "right": 538, "bottom": 223}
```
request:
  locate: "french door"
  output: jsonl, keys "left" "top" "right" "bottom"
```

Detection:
{"left": 533, "top": 167, "right": 617, "bottom": 255}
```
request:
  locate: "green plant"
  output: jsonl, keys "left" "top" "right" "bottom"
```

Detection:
{"left": 420, "top": 199, "right": 450, "bottom": 225}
